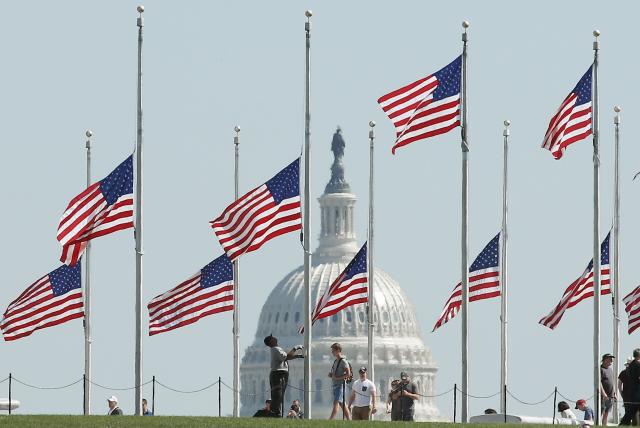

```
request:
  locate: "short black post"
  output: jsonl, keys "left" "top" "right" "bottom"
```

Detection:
{"left": 83, "top": 373, "right": 86, "bottom": 415}
{"left": 8, "top": 373, "right": 12, "bottom": 415}
{"left": 453, "top": 383, "right": 457, "bottom": 423}
{"left": 218, "top": 376, "right": 222, "bottom": 417}
{"left": 152, "top": 375, "right": 156, "bottom": 415}
{"left": 552, "top": 386, "right": 558, "bottom": 425}
{"left": 342, "top": 380, "right": 346, "bottom": 420}
{"left": 504, "top": 384, "right": 507, "bottom": 423}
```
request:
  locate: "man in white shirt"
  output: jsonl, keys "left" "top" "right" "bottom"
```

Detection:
{"left": 348, "top": 366, "right": 377, "bottom": 420}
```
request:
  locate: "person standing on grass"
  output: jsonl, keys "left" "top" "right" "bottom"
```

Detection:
{"left": 348, "top": 366, "right": 377, "bottom": 420}
{"left": 107, "top": 396, "right": 122, "bottom": 415}
{"left": 600, "top": 353, "right": 616, "bottom": 425}
{"left": 620, "top": 348, "right": 640, "bottom": 425}
{"left": 264, "top": 334, "right": 304, "bottom": 418}
{"left": 397, "top": 371, "right": 419, "bottom": 422}
{"left": 618, "top": 358, "right": 634, "bottom": 417}
{"left": 328, "top": 342, "right": 351, "bottom": 420}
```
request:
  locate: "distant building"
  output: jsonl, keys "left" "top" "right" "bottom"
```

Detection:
{"left": 240, "top": 128, "right": 440, "bottom": 420}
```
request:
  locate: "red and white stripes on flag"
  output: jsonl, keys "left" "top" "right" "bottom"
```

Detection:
{"left": 57, "top": 155, "right": 134, "bottom": 266}
{"left": 541, "top": 66, "right": 593, "bottom": 160}
{"left": 539, "top": 233, "right": 611, "bottom": 330}
{"left": 1, "top": 263, "right": 83, "bottom": 341}
{"left": 299, "top": 243, "right": 368, "bottom": 334}
{"left": 377, "top": 56, "right": 461, "bottom": 154}
{"left": 148, "top": 254, "right": 234, "bottom": 336}
{"left": 211, "top": 158, "right": 301, "bottom": 262}
{"left": 623, "top": 286, "right": 640, "bottom": 335}
{"left": 433, "top": 233, "right": 501, "bottom": 332}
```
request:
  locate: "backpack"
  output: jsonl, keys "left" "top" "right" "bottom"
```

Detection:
{"left": 338, "top": 357, "right": 354, "bottom": 384}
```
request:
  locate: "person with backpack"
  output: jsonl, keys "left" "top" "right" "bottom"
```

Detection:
{"left": 328, "top": 342, "right": 352, "bottom": 420}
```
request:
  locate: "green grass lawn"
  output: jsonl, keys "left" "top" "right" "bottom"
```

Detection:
{"left": 0, "top": 415, "right": 551, "bottom": 428}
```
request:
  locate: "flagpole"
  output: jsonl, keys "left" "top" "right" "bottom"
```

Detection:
{"left": 134, "top": 5, "right": 145, "bottom": 416}
{"left": 460, "top": 20, "right": 470, "bottom": 424}
{"left": 500, "top": 120, "right": 510, "bottom": 415}
{"left": 303, "top": 9, "right": 313, "bottom": 419}
{"left": 612, "top": 105, "right": 621, "bottom": 424}
{"left": 83, "top": 130, "right": 93, "bottom": 416}
{"left": 233, "top": 126, "right": 241, "bottom": 417}
{"left": 591, "top": 29, "right": 601, "bottom": 426}
{"left": 367, "top": 120, "right": 376, "bottom": 399}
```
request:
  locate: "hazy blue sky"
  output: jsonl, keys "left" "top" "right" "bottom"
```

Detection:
{"left": 1, "top": 0, "right": 640, "bottom": 419}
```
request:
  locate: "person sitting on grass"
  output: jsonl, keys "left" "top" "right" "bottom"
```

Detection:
{"left": 253, "top": 399, "right": 272, "bottom": 417}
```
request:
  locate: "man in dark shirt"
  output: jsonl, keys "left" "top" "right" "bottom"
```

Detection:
{"left": 253, "top": 400, "right": 272, "bottom": 417}
{"left": 390, "top": 372, "right": 420, "bottom": 421}
{"left": 619, "top": 358, "right": 634, "bottom": 417}
{"left": 620, "top": 349, "right": 640, "bottom": 425}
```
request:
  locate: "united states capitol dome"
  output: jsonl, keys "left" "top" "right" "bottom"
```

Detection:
{"left": 240, "top": 127, "right": 440, "bottom": 420}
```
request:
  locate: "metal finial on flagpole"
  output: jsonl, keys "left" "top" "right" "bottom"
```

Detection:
{"left": 500, "top": 120, "right": 510, "bottom": 416}
{"left": 232, "top": 125, "right": 241, "bottom": 417}
{"left": 83, "top": 129, "right": 93, "bottom": 415}
{"left": 302, "top": 9, "right": 313, "bottom": 419}
{"left": 367, "top": 120, "right": 376, "bottom": 415}
{"left": 612, "top": 105, "right": 621, "bottom": 424}
{"left": 591, "top": 28, "right": 602, "bottom": 426}
{"left": 460, "top": 20, "right": 470, "bottom": 424}
{"left": 134, "top": 4, "right": 145, "bottom": 416}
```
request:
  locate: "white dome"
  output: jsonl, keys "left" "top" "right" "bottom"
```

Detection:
{"left": 240, "top": 128, "right": 440, "bottom": 420}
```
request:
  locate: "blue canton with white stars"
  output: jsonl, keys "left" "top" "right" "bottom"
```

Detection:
{"left": 343, "top": 243, "right": 367, "bottom": 279}
{"left": 265, "top": 158, "right": 300, "bottom": 205}
{"left": 49, "top": 262, "right": 82, "bottom": 297}
{"left": 201, "top": 254, "right": 233, "bottom": 288}
{"left": 469, "top": 234, "right": 500, "bottom": 272}
{"left": 586, "top": 232, "right": 610, "bottom": 272}
{"left": 432, "top": 56, "right": 461, "bottom": 101}
{"left": 100, "top": 155, "right": 134, "bottom": 205}
{"left": 572, "top": 67, "right": 593, "bottom": 105}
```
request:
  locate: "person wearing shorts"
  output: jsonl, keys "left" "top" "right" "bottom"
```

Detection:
{"left": 328, "top": 342, "right": 351, "bottom": 420}
{"left": 600, "top": 353, "right": 616, "bottom": 425}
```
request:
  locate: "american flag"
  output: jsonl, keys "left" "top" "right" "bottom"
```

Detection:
{"left": 1, "top": 263, "right": 83, "bottom": 341}
{"left": 57, "top": 155, "right": 134, "bottom": 266}
{"left": 148, "top": 254, "right": 234, "bottom": 336}
{"left": 299, "top": 243, "right": 368, "bottom": 334}
{"left": 211, "top": 158, "right": 301, "bottom": 262}
{"left": 624, "top": 286, "right": 640, "bottom": 335}
{"left": 539, "top": 233, "right": 610, "bottom": 329}
{"left": 541, "top": 66, "right": 593, "bottom": 159}
{"left": 433, "top": 234, "right": 501, "bottom": 332}
{"left": 378, "top": 56, "right": 461, "bottom": 154}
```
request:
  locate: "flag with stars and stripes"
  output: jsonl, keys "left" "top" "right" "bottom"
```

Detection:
{"left": 433, "top": 233, "right": 501, "bottom": 332}
{"left": 541, "top": 66, "right": 593, "bottom": 159}
{"left": 539, "top": 233, "right": 611, "bottom": 329}
{"left": 57, "top": 155, "right": 134, "bottom": 266}
{"left": 1, "top": 262, "right": 84, "bottom": 341}
{"left": 624, "top": 286, "right": 640, "bottom": 335}
{"left": 377, "top": 56, "right": 461, "bottom": 154}
{"left": 211, "top": 158, "right": 302, "bottom": 262}
{"left": 299, "top": 243, "right": 368, "bottom": 334}
{"left": 148, "top": 254, "right": 234, "bottom": 336}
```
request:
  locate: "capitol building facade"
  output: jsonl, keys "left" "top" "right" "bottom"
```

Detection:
{"left": 240, "top": 128, "right": 440, "bottom": 420}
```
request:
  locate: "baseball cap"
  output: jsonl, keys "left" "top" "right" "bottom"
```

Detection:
{"left": 626, "top": 357, "right": 634, "bottom": 366}
{"left": 359, "top": 366, "right": 367, "bottom": 373}
{"left": 400, "top": 371, "right": 408, "bottom": 379}
{"left": 107, "top": 395, "right": 118, "bottom": 403}
{"left": 602, "top": 353, "right": 615, "bottom": 360}
{"left": 575, "top": 399, "right": 586, "bottom": 409}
